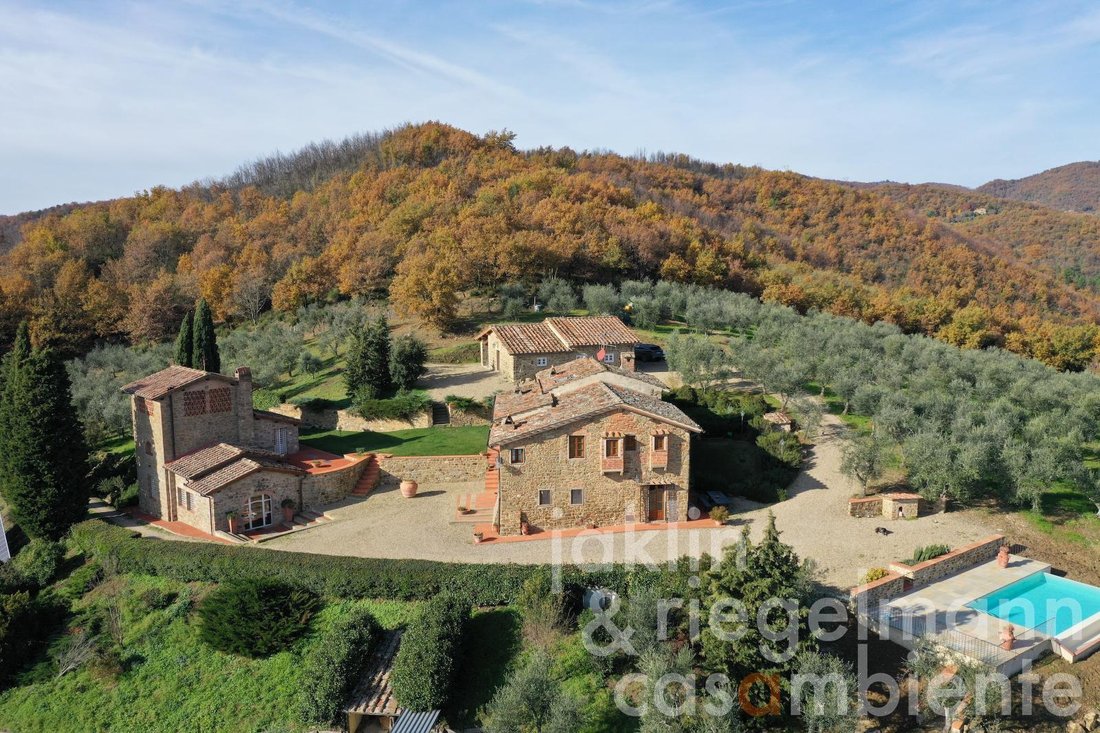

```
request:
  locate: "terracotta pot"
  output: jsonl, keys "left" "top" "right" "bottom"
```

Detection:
{"left": 520, "top": 521, "right": 530, "bottom": 535}
{"left": 400, "top": 480, "right": 419, "bottom": 498}
{"left": 1000, "top": 625, "right": 1016, "bottom": 651}
{"left": 227, "top": 516, "right": 240, "bottom": 534}
{"left": 282, "top": 506, "right": 295, "bottom": 523}
{"left": 473, "top": 533, "right": 484, "bottom": 544}
{"left": 997, "top": 545, "right": 1010, "bottom": 568}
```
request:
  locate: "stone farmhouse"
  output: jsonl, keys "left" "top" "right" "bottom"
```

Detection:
{"left": 477, "top": 315, "right": 639, "bottom": 382}
{"left": 122, "top": 365, "right": 369, "bottom": 538}
{"left": 488, "top": 357, "right": 702, "bottom": 535}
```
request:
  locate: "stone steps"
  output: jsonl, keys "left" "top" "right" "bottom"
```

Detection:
{"left": 351, "top": 455, "right": 381, "bottom": 496}
{"left": 431, "top": 401, "right": 450, "bottom": 426}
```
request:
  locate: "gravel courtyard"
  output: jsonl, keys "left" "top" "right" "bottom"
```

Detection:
{"left": 264, "top": 412, "right": 996, "bottom": 591}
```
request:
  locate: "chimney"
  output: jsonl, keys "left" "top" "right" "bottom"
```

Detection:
{"left": 234, "top": 366, "right": 254, "bottom": 445}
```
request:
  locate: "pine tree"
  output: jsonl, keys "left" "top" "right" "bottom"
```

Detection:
{"left": 175, "top": 311, "right": 194, "bottom": 367}
{"left": 0, "top": 341, "right": 90, "bottom": 539}
{"left": 192, "top": 299, "right": 220, "bottom": 373}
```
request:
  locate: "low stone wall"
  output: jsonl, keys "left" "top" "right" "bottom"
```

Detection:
{"left": 892, "top": 534, "right": 1006, "bottom": 587}
{"left": 848, "top": 572, "right": 908, "bottom": 609}
{"left": 848, "top": 496, "right": 883, "bottom": 518}
{"left": 302, "top": 458, "right": 369, "bottom": 506}
{"left": 377, "top": 454, "right": 486, "bottom": 490}
{"left": 269, "top": 403, "right": 431, "bottom": 432}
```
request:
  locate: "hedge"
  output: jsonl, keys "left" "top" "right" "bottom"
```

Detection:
{"left": 298, "top": 605, "right": 380, "bottom": 725}
{"left": 390, "top": 592, "right": 469, "bottom": 711}
{"left": 67, "top": 521, "right": 640, "bottom": 605}
{"left": 197, "top": 579, "right": 321, "bottom": 658}
{"left": 353, "top": 391, "right": 431, "bottom": 420}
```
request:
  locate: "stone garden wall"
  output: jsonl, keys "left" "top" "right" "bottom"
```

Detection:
{"left": 301, "top": 459, "right": 370, "bottom": 506}
{"left": 847, "top": 496, "right": 882, "bottom": 518}
{"left": 377, "top": 454, "right": 486, "bottom": 490}
{"left": 268, "top": 403, "right": 431, "bottom": 431}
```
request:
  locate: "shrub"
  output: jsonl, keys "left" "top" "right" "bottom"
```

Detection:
{"left": 353, "top": 391, "right": 431, "bottom": 420}
{"left": 197, "top": 579, "right": 321, "bottom": 658}
{"left": 0, "top": 591, "right": 65, "bottom": 684}
{"left": 12, "top": 539, "right": 64, "bottom": 588}
{"left": 709, "top": 506, "right": 730, "bottom": 524}
{"left": 908, "top": 544, "right": 951, "bottom": 565}
{"left": 251, "top": 388, "right": 282, "bottom": 410}
{"left": 69, "top": 520, "right": 639, "bottom": 605}
{"left": 297, "top": 606, "right": 380, "bottom": 725}
{"left": 756, "top": 430, "right": 803, "bottom": 469}
{"left": 391, "top": 592, "right": 469, "bottom": 711}
{"left": 861, "top": 567, "right": 890, "bottom": 584}
{"left": 390, "top": 334, "right": 428, "bottom": 392}
{"left": 292, "top": 396, "right": 339, "bottom": 411}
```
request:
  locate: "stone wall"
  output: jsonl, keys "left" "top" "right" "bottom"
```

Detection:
{"left": 302, "top": 459, "right": 369, "bottom": 505}
{"left": 377, "top": 454, "right": 487, "bottom": 490}
{"left": 484, "top": 331, "right": 636, "bottom": 382}
{"left": 848, "top": 572, "right": 908, "bottom": 609}
{"left": 208, "top": 470, "right": 301, "bottom": 534}
{"left": 847, "top": 496, "right": 882, "bottom": 518}
{"left": 892, "top": 534, "right": 1006, "bottom": 587}
{"left": 497, "top": 409, "right": 692, "bottom": 536}
{"left": 268, "top": 403, "right": 431, "bottom": 432}
{"left": 445, "top": 402, "right": 492, "bottom": 427}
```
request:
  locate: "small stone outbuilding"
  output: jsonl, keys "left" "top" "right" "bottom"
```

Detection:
{"left": 477, "top": 316, "right": 639, "bottom": 382}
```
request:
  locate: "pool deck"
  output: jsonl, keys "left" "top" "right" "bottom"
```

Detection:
{"left": 877, "top": 555, "right": 1053, "bottom": 673}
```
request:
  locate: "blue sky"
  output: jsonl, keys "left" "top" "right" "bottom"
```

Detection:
{"left": 1, "top": 0, "right": 1099, "bottom": 214}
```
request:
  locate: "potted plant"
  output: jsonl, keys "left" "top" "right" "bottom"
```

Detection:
{"left": 280, "top": 498, "right": 296, "bottom": 524}
{"left": 226, "top": 510, "right": 240, "bottom": 534}
{"left": 520, "top": 513, "right": 530, "bottom": 535}
{"left": 400, "top": 479, "right": 418, "bottom": 498}
{"left": 997, "top": 544, "right": 1011, "bottom": 568}
{"left": 473, "top": 531, "right": 484, "bottom": 544}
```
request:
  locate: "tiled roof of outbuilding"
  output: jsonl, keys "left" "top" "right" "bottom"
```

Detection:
{"left": 534, "top": 358, "right": 665, "bottom": 392}
{"left": 165, "top": 442, "right": 303, "bottom": 496}
{"left": 477, "top": 316, "right": 638, "bottom": 355}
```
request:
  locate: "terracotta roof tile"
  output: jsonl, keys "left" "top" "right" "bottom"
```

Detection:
{"left": 544, "top": 316, "right": 638, "bottom": 348}
{"left": 480, "top": 317, "right": 638, "bottom": 355}
{"left": 121, "top": 365, "right": 233, "bottom": 400}
{"left": 253, "top": 409, "right": 301, "bottom": 425}
{"left": 534, "top": 357, "right": 665, "bottom": 392}
{"left": 167, "top": 442, "right": 303, "bottom": 496}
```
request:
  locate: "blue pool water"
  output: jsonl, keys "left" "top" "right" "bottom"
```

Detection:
{"left": 968, "top": 573, "right": 1100, "bottom": 636}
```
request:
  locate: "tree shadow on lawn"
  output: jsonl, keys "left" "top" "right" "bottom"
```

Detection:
{"left": 447, "top": 607, "right": 522, "bottom": 728}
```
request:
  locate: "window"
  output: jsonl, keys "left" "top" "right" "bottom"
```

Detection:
{"left": 535, "top": 356, "right": 549, "bottom": 367}
{"left": 603, "top": 352, "right": 616, "bottom": 363}
{"left": 208, "top": 387, "right": 233, "bottom": 413}
{"left": 623, "top": 435, "right": 636, "bottom": 451}
{"left": 568, "top": 435, "right": 585, "bottom": 459}
{"left": 183, "top": 391, "right": 207, "bottom": 416}
{"left": 538, "top": 489, "right": 551, "bottom": 506}
{"left": 605, "top": 438, "right": 620, "bottom": 458}
{"left": 653, "top": 435, "right": 667, "bottom": 451}
{"left": 178, "top": 489, "right": 193, "bottom": 511}
{"left": 510, "top": 448, "right": 525, "bottom": 464}
{"left": 570, "top": 488, "right": 583, "bottom": 505}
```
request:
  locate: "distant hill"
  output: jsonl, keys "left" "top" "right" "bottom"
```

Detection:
{"left": 2, "top": 123, "right": 1098, "bottom": 370}
{"left": 978, "top": 161, "right": 1100, "bottom": 214}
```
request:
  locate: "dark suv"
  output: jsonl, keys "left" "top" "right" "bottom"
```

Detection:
{"left": 634, "top": 343, "right": 665, "bottom": 362}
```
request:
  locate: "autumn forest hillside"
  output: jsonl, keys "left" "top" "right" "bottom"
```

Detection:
{"left": 977, "top": 161, "right": 1100, "bottom": 214}
{"left": 3, "top": 122, "right": 1099, "bottom": 369}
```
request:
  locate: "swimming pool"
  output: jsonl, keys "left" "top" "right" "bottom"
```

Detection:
{"left": 968, "top": 572, "right": 1100, "bottom": 636}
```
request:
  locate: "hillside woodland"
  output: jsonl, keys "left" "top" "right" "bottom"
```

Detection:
{"left": 2, "top": 123, "right": 1099, "bottom": 369}
{"left": 977, "top": 161, "right": 1100, "bottom": 214}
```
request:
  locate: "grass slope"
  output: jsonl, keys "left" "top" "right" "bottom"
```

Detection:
{"left": 300, "top": 426, "right": 489, "bottom": 456}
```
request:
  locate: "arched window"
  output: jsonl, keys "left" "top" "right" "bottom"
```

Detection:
{"left": 243, "top": 494, "right": 273, "bottom": 530}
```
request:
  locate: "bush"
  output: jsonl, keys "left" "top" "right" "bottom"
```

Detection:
{"left": 69, "top": 521, "right": 638, "bottom": 605}
{"left": 709, "top": 506, "right": 730, "bottom": 524}
{"left": 756, "top": 430, "right": 803, "bottom": 469}
{"left": 0, "top": 591, "right": 65, "bottom": 685}
{"left": 391, "top": 592, "right": 469, "bottom": 711}
{"left": 298, "top": 605, "right": 380, "bottom": 725}
{"left": 12, "top": 539, "right": 64, "bottom": 588}
{"left": 353, "top": 391, "right": 431, "bottom": 420}
{"left": 390, "top": 335, "right": 427, "bottom": 392}
{"left": 861, "top": 567, "right": 890, "bottom": 584}
{"left": 908, "top": 544, "right": 951, "bottom": 565}
{"left": 251, "top": 388, "right": 282, "bottom": 410}
{"left": 291, "top": 396, "right": 339, "bottom": 411}
{"left": 197, "top": 579, "right": 322, "bottom": 658}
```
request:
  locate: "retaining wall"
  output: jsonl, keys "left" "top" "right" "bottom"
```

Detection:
{"left": 377, "top": 454, "right": 486, "bottom": 490}
{"left": 269, "top": 403, "right": 431, "bottom": 431}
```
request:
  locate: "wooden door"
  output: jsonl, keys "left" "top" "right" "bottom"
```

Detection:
{"left": 648, "top": 486, "right": 666, "bottom": 522}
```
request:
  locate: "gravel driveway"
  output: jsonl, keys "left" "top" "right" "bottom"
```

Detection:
{"left": 264, "top": 412, "right": 995, "bottom": 592}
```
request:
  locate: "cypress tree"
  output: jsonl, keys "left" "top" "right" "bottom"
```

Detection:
{"left": 192, "top": 299, "right": 220, "bottom": 373}
{"left": 364, "top": 316, "right": 392, "bottom": 397}
{"left": 0, "top": 342, "right": 90, "bottom": 539}
{"left": 344, "top": 329, "right": 369, "bottom": 398}
{"left": 175, "top": 311, "right": 194, "bottom": 367}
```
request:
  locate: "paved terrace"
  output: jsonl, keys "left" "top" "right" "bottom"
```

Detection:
{"left": 874, "top": 554, "right": 1053, "bottom": 674}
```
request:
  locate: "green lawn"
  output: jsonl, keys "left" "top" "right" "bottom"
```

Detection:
{"left": 95, "top": 434, "right": 135, "bottom": 456}
{"left": 300, "top": 426, "right": 490, "bottom": 456}
{"left": 428, "top": 341, "right": 481, "bottom": 364}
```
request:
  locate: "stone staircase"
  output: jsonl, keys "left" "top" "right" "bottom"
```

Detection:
{"left": 431, "top": 401, "right": 450, "bottom": 426}
{"left": 454, "top": 448, "right": 499, "bottom": 524}
{"left": 351, "top": 454, "right": 381, "bottom": 497}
